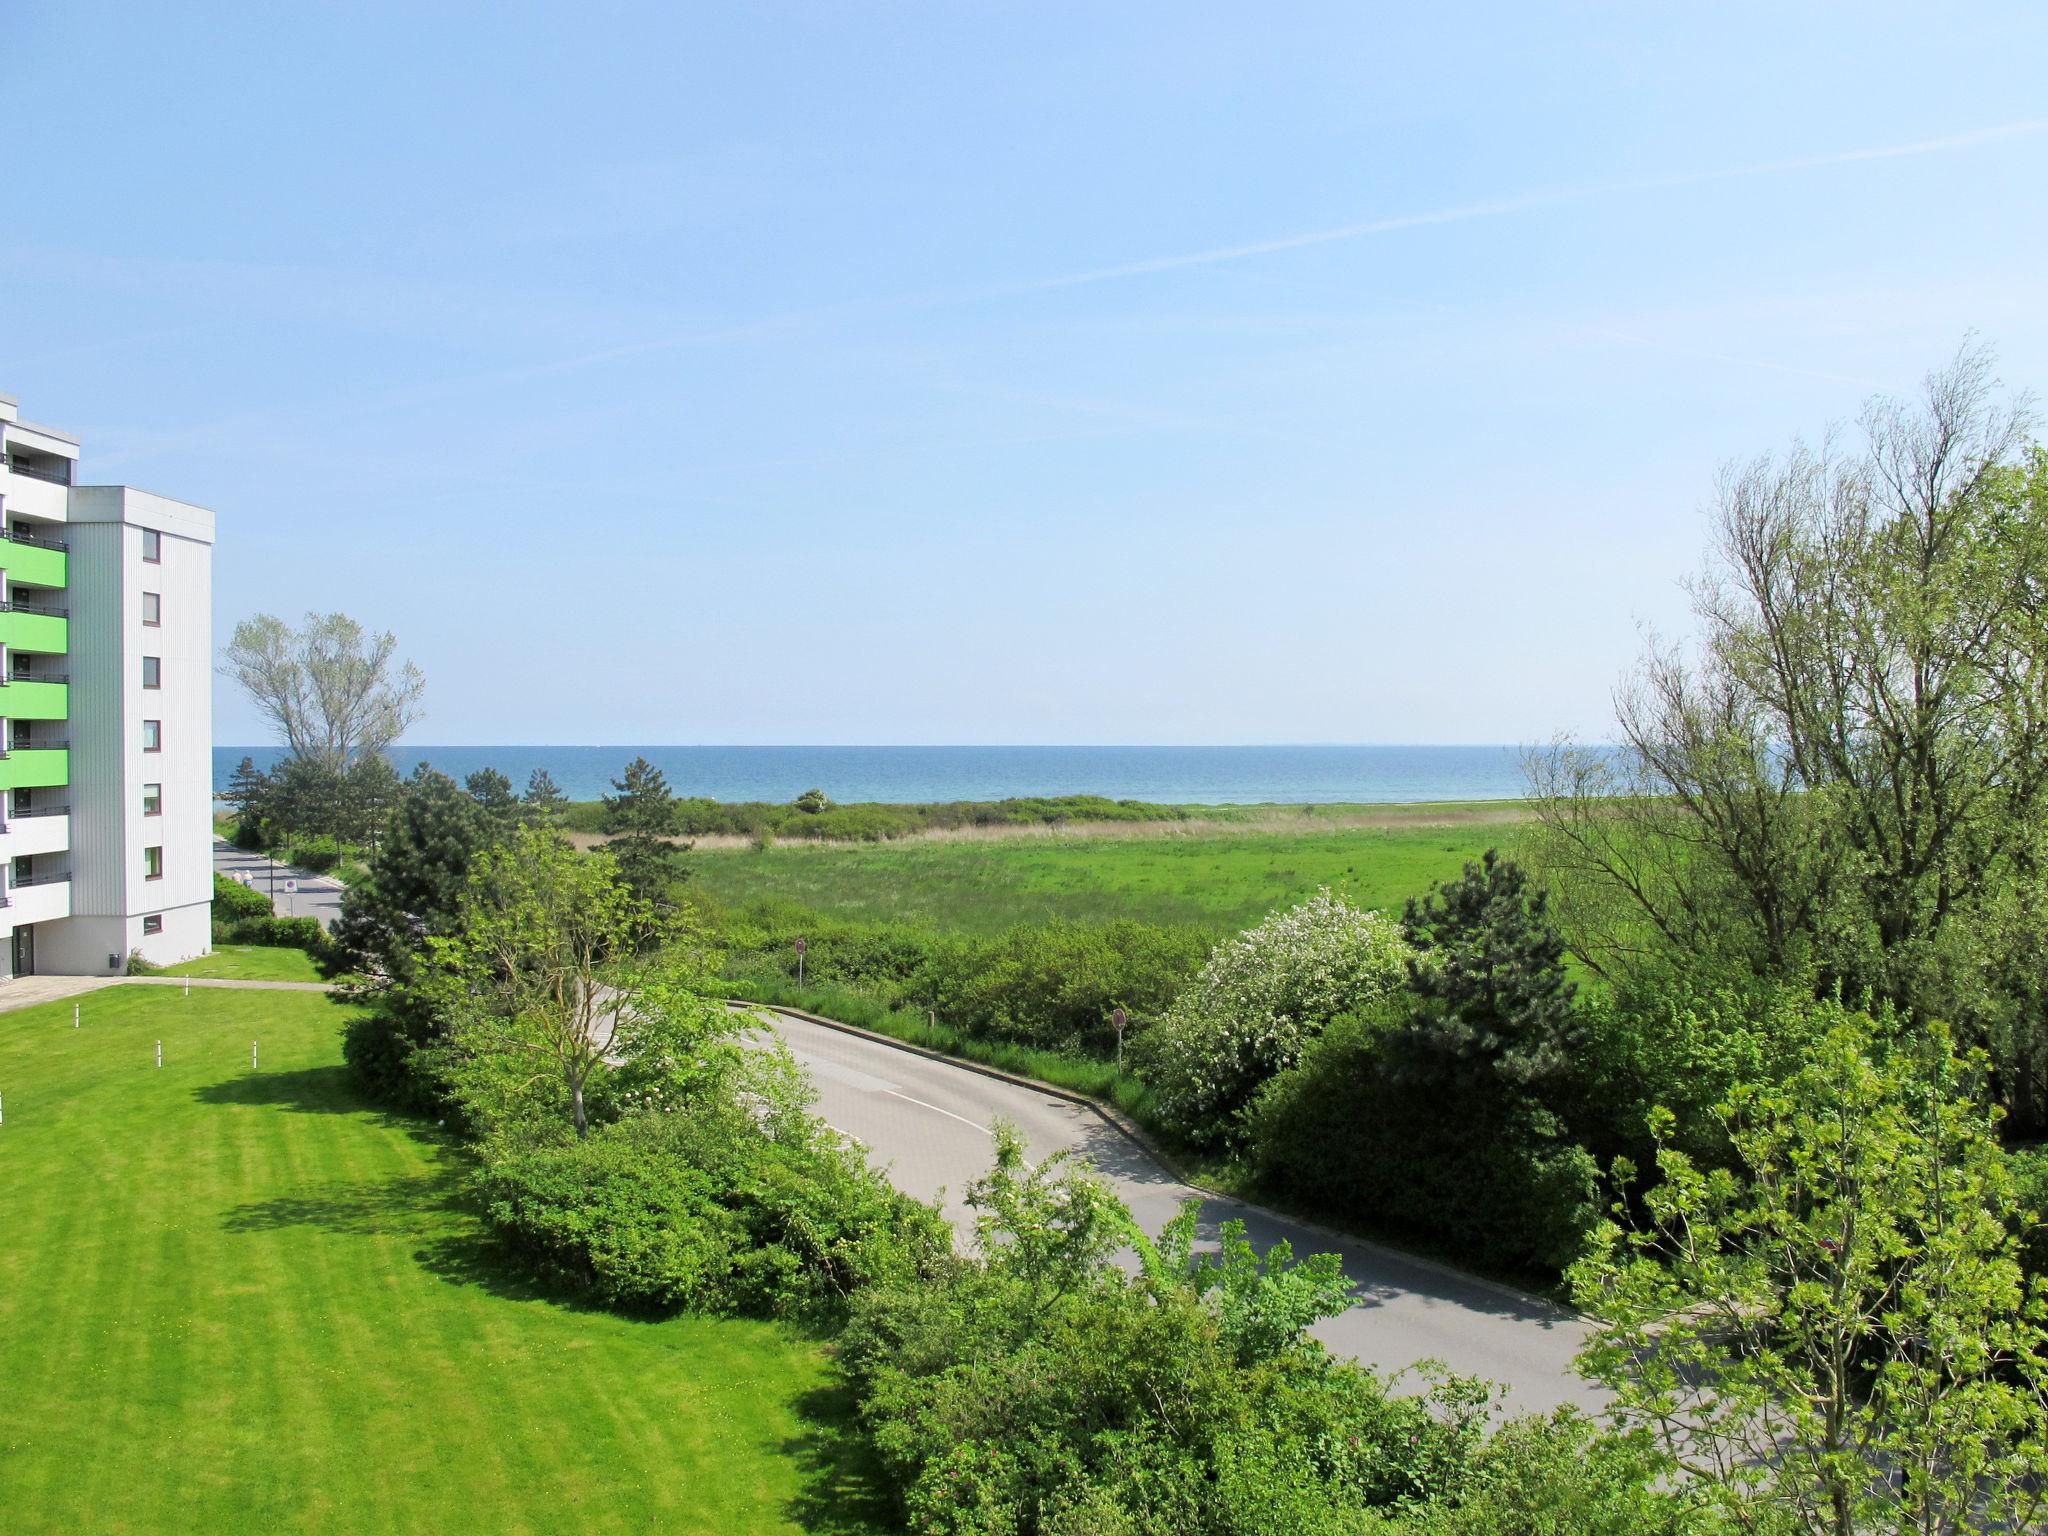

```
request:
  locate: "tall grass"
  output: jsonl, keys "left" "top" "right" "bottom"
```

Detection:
{"left": 688, "top": 822, "right": 1510, "bottom": 936}
{"left": 728, "top": 973, "right": 1160, "bottom": 1124}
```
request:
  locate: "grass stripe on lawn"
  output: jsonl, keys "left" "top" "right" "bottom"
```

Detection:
{"left": 0, "top": 985, "right": 890, "bottom": 1535}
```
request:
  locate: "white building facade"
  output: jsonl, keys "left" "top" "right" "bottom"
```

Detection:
{"left": 0, "top": 391, "right": 214, "bottom": 975}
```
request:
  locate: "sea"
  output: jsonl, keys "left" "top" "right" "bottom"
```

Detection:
{"left": 212, "top": 744, "right": 1534, "bottom": 806}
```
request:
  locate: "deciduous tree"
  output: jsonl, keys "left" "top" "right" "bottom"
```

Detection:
{"left": 429, "top": 829, "right": 724, "bottom": 1139}
{"left": 221, "top": 610, "right": 424, "bottom": 766}
{"left": 1528, "top": 344, "right": 2048, "bottom": 1125}
{"left": 1572, "top": 1008, "right": 2048, "bottom": 1536}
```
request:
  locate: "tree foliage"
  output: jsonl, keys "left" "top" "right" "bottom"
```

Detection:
{"left": 221, "top": 610, "right": 424, "bottom": 766}
{"left": 601, "top": 755, "right": 686, "bottom": 904}
{"left": 463, "top": 767, "right": 520, "bottom": 829}
{"left": 1527, "top": 343, "right": 2048, "bottom": 1126}
{"left": 1573, "top": 1007, "right": 2048, "bottom": 1536}
{"left": 335, "top": 766, "right": 502, "bottom": 1107}
{"left": 520, "top": 767, "right": 568, "bottom": 827}
{"left": 427, "top": 829, "right": 724, "bottom": 1139}
{"left": 1137, "top": 888, "right": 1412, "bottom": 1146}
{"left": 1399, "top": 848, "right": 1580, "bottom": 1097}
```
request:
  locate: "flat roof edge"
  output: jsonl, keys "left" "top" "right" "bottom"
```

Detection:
{"left": 9, "top": 417, "right": 83, "bottom": 447}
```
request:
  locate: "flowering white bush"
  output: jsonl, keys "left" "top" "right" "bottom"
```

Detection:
{"left": 1138, "top": 889, "right": 1412, "bottom": 1147}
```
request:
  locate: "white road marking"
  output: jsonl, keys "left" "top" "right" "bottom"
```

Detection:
{"left": 885, "top": 1088, "right": 994, "bottom": 1137}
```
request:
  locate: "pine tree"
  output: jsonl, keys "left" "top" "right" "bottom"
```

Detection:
{"left": 270, "top": 753, "right": 348, "bottom": 853}
{"left": 222, "top": 755, "right": 276, "bottom": 848}
{"left": 601, "top": 755, "right": 683, "bottom": 903}
{"left": 343, "top": 753, "right": 402, "bottom": 853}
{"left": 464, "top": 767, "right": 520, "bottom": 828}
{"left": 336, "top": 766, "right": 503, "bottom": 1108}
{"left": 520, "top": 767, "right": 568, "bottom": 828}
{"left": 1399, "top": 848, "right": 1579, "bottom": 1096}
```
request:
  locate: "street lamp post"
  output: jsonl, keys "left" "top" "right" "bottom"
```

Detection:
{"left": 1112, "top": 1007, "right": 1128, "bottom": 1077}
{"left": 794, "top": 936, "right": 806, "bottom": 989}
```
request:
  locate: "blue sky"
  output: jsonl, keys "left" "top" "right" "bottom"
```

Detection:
{"left": 4, "top": 2, "right": 2043, "bottom": 747}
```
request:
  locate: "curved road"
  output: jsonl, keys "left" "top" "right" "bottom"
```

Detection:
{"left": 749, "top": 1005, "right": 1599, "bottom": 1414}
{"left": 213, "top": 842, "right": 347, "bottom": 930}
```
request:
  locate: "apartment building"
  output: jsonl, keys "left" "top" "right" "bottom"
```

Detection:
{"left": 0, "top": 391, "right": 214, "bottom": 975}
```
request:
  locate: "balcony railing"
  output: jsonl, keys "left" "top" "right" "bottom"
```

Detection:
{"left": 0, "top": 527, "right": 67, "bottom": 552}
{"left": 3, "top": 804, "right": 68, "bottom": 821}
{"left": 8, "top": 870, "right": 69, "bottom": 888}
{"left": 2, "top": 459, "right": 72, "bottom": 487}
{"left": 4, "top": 671, "right": 66, "bottom": 684}
{"left": 0, "top": 600, "right": 67, "bottom": 618}
{"left": 3, "top": 742, "right": 69, "bottom": 755}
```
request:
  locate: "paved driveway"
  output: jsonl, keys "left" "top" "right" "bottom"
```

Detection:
{"left": 212, "top": 842, "right": 347, "bottom": 930}
{"left": 750, "top": 1004, "right": 1601, "bottom": 1414}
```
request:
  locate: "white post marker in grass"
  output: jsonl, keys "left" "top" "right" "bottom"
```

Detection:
{"left": 183, "top": 980, "right": 190, "bottom": 998}
{"left": 73, "top": 1003, "right": 79, "bottom": 1029}
{"left": 252, "top": 1041, "right": 258, "bottom": 1070}
{"left": 156, "top": 1040, "right": 163, "bottom": 1069}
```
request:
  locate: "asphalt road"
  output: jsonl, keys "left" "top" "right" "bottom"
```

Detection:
{"left": 749, "top": 1004, "right": 1601, "bottom": 1414}
{"left": 212, "top": 842, "right": 347, "bottom": 930}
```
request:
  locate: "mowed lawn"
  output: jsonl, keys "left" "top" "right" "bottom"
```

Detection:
{"left": 163, "top": 945, "right": 329, "bottom": 982}
{"left": 687, "top": 821, "right": 1515, "bottom": 935}
{"left": 0, "top": 987, "right": 888, "bottom": 1535}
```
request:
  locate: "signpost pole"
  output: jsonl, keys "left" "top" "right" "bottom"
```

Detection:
{"left": 1112, "top": 1007, "right": 1127, "bottom": 1077}
{"left": 795, "top": 936, "right": 806, "bottom": 989}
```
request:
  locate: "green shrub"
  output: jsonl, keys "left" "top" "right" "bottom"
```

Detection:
{"left": 1136, "top": 889, "right": 1412, "bottom": 1148}
{"left": 230, "top": 817, "right": 268, "bottom": 851}
{"left": 2008, "top": 1144, "right": 2048, "bottom": 1283}
{"left": 123, "top": 948, "right": 164, "bottom": 976}
{"left": 838, "top": 1134, "right": 1678, "bottom": 1536}
{"left": 1398, "top": 1410, "right": 1696, "bottom": 1535}
{"left": 1249, "top": 1010, "right": 1599, "bottom": 1276}
{"left": 293, "top": 834, "right": 342, "bottom": 874}
{"left": 911, "top": 919, "right": 1208, "bottom": 1053}
{"left": 212, "top": 871, "right": 275, "bottom": 920}
{"left": 476, "top": 1108, "right": 947, "bottom": 1317}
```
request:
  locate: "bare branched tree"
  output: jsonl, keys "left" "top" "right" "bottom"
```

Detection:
{"left": 222, "top": 611, "right": 425, "bottom": 766}
{"left": 1527, "top": 342, "right": 2048, "bottom": 1113}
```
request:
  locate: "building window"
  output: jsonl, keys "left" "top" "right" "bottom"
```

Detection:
{"left": 142, "top": 528, "right": 161, "bottom": 562}
{"left": 143, "top": 783, "right": 161, "bottom": 816}
{"left": 142, "top": 656, "right": 161, "bottom": 689}
{"left": 144, "top": 846, "right": 163, "bottom": 880}
{"left": 142, "top": 914, "right": 163, "bottom": 936}
{"left": 142, "top": 719, "right": 161, "bottom": 752}
{"left": 142, "top": 591, "right": 161, "bottom": 626}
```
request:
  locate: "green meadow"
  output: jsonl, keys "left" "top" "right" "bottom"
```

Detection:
{"left": 685, "top": 813, "right": 1522, "bottom": 935}
{"left": 0, "top": 986, "right": 886, "bottom": 1535}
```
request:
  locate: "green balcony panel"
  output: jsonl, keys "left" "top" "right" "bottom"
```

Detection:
{"left": 0, "top": 680, "right": 67, "bottom": 720}
{"left": 0, "top": 611, "right": 67, "bottom": 654}
{"left": 0, "top": 749, "right": 67, "bottom": 791}
{"left": 0, "top": 542, "right": 66, "bottom": 588}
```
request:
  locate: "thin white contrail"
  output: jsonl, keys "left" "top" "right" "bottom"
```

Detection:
{"left": 997, "top": 118, "right": 2048, "bottom": 295}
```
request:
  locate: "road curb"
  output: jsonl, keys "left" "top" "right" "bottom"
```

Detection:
{"left": 731, "top": 997, "right": 1575, "bottom": 1318}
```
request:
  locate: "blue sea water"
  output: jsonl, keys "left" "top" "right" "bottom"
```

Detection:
{"left": 212, "top": 743, "right": 1533, "bottom": 806}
